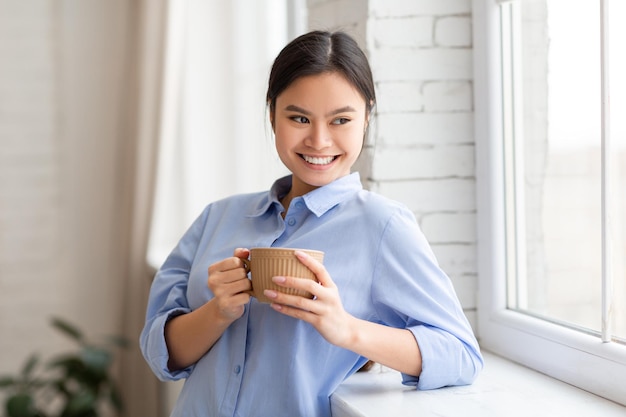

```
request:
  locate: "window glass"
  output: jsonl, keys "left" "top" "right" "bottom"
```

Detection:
{"left": 609, "top": 1, "right": 626, "bottom": 342}
{"left": 502, "top": 0, "right": 625, "bottom": 341}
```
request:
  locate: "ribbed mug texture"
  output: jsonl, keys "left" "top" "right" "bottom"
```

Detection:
{"left": 247, "top": 248, "right": 324, "bottom": 303}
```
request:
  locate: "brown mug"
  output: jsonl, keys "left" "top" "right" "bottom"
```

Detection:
{"left": 242, "top": 247, "right": 324, "bottom": 303}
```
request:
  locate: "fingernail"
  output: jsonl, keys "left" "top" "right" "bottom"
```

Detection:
{"left": 294, "top": 250, "right": 307, "bottom": 258}
{"left": 272, "top": 276, "right": 286, "bottom": 284}
{"left": 264, "top": 289, "right": 278, "bottom": 299}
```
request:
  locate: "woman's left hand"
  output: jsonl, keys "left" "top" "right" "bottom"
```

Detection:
{"left": 264, "top": 251, "right": 354, "bottom": 348}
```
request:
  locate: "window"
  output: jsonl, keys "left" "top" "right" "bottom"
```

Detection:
{"left": 475, "top": 0, "right": 626, "bottom": 405}
{"left": 501, "top": 0, "right": 626, "bottom": 342}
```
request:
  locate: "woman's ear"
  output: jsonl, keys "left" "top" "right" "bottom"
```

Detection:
{"left": 365, "top": 99, "right": 374, "bottom": 132}
{"left": 269, "top": 107, "right": 275, "bottom": 131}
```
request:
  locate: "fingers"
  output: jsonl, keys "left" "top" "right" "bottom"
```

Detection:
{"left": 271, "top": 275, "right": 321, "bottom": 296}
{"left": 294, "top": 251, "right": 334, "bottom": 288}
{"left": 208, "top": 250, "right": 251, "bottom": 298}
{"left": 269, "top": 301, "right": 317, "bottom": 323}
{"left": 234, "top": 247, "right": 250, "bottom": 259}
{"left": 208, "top": 251, "right": 248, "bottom": 278}
{"left": 266, "top": 289, "right": 319, "bottom": 318}
{"left": 264, "top": 276, "right": 325, "bottom": 313}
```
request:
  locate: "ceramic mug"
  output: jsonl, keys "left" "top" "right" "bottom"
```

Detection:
{"left": 242, "top": 247, "right": 324, "bottom": 303}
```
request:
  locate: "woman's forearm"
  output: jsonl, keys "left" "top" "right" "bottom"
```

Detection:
{"left": 164, "top": 299, "right": 233, "bottom": 371}
{"left": 342, "top": 317, "right": 422, "bottom": 377}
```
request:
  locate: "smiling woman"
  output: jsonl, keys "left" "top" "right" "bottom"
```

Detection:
{"left": 140, "top": 30, "right": 482, "bottom": 417}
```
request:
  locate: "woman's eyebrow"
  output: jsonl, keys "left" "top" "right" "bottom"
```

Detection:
{"left": 327, "top": 106, "right": 357, "bottom": 116}
{"left": 284, "top": 104, "right": 311, "bottom": 115}
{"left": 283, "top": 104, "right": 357, "bottom": 116}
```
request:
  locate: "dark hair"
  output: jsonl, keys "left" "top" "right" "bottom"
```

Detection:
{"left": 266, "top": 30, "right": 376, "bottom": 116}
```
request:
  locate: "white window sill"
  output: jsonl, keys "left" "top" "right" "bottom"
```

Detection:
{"left": 331, "top": 350, "right": 626, "bottom": 417}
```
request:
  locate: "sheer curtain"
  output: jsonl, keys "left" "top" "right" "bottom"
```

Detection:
{"left": 149, "top": 0, "right": 296, "bottom": 267}
{"left": 117, "top": 2, "right": 168, "bottom": 416}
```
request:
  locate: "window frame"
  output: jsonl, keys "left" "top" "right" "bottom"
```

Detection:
{"left": 473, "top": 0, "right": 626, "bottom": 406}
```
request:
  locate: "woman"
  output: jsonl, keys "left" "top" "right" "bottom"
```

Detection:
{"left": 141, "top": 30, "right": 483, "bottom": 417}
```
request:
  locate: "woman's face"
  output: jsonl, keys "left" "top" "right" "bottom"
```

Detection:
{"left": 272, "top": 72, "right": 369, "bottom": 197}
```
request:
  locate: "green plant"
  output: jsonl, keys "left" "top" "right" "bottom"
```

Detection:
{"left": 0, "top": 317, "right": 129, "bottom": 417}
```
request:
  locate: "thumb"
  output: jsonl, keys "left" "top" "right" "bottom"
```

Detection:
{"left": 234, "top": 247, "right": 250, "bottom": 259}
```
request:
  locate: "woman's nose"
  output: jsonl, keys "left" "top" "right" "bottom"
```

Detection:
{"left": 305, "top": 123, "right": 332, "bottom": 149}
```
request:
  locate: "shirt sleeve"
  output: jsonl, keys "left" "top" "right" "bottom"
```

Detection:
{"left": 370, "top": 207, "right": 483, "bottom": 390}
{"left": 139, "top": 207, "right": 211, "bottom": 381}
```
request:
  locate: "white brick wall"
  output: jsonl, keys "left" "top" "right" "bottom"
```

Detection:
{"left": 435, "top": 16, "right": 472, "bottom": 47}
{"left": 371, "top": 146, "right": 474, "bottom": 180}
{"left": 423, "top": 81, "right": 473, "bottom": 111}
{"left": 307, "top": 0, "right": 477, "bottom": 325}
{"left": 371, "top": 48, "right": 473, "bottom": 80}
{"left": 369, "top": 0, "right": 471, "bottom": 17}
{"left": 377, "top": 113, "right": 474, "bottom": 145}
{"left": 371, "top": 17, "right": 433, "bottom": 48}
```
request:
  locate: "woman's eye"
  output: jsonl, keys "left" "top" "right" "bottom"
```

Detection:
{"left": 331, "top": 117, "right": 350, "bottom": 125}
{"left": 291, "top": 116, "right": 309, "bottom": 124}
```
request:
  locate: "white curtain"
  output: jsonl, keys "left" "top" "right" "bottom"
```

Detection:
{"left": 149, "top": 0, "right": 294, "bottom": 269}
{"left": 117, "top": 2, "right": 168, "bottom": 416}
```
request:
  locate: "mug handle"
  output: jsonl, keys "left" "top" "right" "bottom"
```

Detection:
{"left": 241, "top": 258, "right": 251, "bottom": 274}
{"left": 241, "top": 258, "right": 254, "bottom": 297}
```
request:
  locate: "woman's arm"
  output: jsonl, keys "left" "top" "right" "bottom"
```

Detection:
{"left": 264, "top": 251, "right": 422, "bottom": 377}
{"left": 339, "top": 316, "right": 422, "bottom": 377}
{"left": 166, "top": 248, "right": 252, "bottom": 371}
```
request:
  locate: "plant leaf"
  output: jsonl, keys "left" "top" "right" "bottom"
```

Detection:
{"left": 61, "top": 390, "right": 97, "bottom": 417}
{"left": 51, "top": 317, "right": 84, "bottom": 343}
{"left": 0, "top": 376, "right": 17, "bottom": 388}
{"left": 81, "top": 347, "right": 112, "bottom": 372}
{"left": 6, "top": 393, "right": 39, "bottom": 417}
{"left": 104, "top": 335, "right": 131, "bottom": 349}
{"left": 21, "top": 354, "right": 40, "bottom": 379}
{"left": 107, "top": 380, "right": 124, "bottom": 411}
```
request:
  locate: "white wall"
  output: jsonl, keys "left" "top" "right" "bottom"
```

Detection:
{"left": 308, "top": 0, "right": 477, "bottom": 328}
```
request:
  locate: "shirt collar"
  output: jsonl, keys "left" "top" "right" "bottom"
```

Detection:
{"left": 248, "top": 172, "right": 363, "bottom": 218}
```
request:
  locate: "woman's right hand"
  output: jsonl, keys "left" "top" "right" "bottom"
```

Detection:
{"left": 165, "top": 248, "right": 252, "bottom": 371}
{"left": 207, "top": 248, "right": 252, "bottom": 323}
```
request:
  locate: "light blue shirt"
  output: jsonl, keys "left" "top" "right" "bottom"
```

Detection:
{"left": 140, "top": 173, "right": 483, "bottom": 417}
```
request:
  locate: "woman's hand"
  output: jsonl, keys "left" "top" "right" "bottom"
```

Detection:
{"left": 264, "top": 250, "right": 355, "bottom": 348}
{"left": 264, "top": 251, "right": 422, "bottom": 377}
{"left": 166, "top": 248, "right": 252, "bottom": 371}
{"left": 207, "top": 248, "right": 252, "bottom": 324}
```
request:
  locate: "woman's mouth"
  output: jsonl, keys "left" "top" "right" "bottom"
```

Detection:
{"left": 300, "top": 154, "right": 337, "bottom": 165}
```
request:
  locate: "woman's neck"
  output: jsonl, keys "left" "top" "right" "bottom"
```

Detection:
{"left": 280, "top": 193, "right": 293, "bottom": 218}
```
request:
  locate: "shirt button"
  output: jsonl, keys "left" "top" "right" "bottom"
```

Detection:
{"left": 287, "top": 218, "right": 296, "bottom": 226}
{"left": 295, "top": 201, "right": 304, "bottom": 209}
{"left": 234, "top": 365, "right": 241, "bottom": 374}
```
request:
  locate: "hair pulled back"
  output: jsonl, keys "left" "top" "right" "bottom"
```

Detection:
{"left": 266, "top": 30, "right": 376, "bottom": 116}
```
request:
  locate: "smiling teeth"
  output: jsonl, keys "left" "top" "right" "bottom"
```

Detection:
{"left": 303, "top": 155, "right": 334, "bottom": 165}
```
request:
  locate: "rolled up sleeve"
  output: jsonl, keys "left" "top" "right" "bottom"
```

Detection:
{"left": 139, "top": 208, "right": 210, "bottom": 381}
{"left": 371, "top": 208, "right": 483, "bottom": 389}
